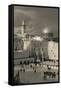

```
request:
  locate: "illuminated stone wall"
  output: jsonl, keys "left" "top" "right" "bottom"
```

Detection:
{"left": 48, "top": 41, "right": 58, "bottom": 60}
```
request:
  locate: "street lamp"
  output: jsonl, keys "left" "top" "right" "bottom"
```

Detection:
{"left": 43, "top": 27, "right": 49, "bottom": 34}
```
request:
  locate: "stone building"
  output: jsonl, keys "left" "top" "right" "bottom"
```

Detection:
{"left": 14, "top": 20, "right": 58, "bottom": 64}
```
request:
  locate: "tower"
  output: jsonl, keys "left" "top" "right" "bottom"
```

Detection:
{"left": 20, "top": 20, "right": 26, "bottom": 37}
{"left": 20, "top": 20, "right": 31, "bottom": 51}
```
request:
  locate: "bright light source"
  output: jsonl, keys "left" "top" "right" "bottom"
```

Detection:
{"left": 43, "top": 27, "right": 49, "bottom": 34}
{"left": 33, "top": 36, "right": 43, "bottom": 41}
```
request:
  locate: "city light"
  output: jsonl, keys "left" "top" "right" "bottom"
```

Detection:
{"left": 43, "top": 27, "right": 49, "bottom": 34}
{"left": 33, "top": 36, "right": 43, "bottom": 41}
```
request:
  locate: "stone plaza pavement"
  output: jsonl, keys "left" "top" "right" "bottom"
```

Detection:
{"left": 14, "top": 61, "right": 58, "bottom": 83}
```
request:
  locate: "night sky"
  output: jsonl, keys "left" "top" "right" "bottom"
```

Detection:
{"left": 14, "top": 5, "right": 59, "bottom": 38}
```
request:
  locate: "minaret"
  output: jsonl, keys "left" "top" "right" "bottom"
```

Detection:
{"left": 21, "top": 20, "right": 26, "bottom": 37}
{"left": 21, "top": 20, "right": 26, "bottom": 50}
